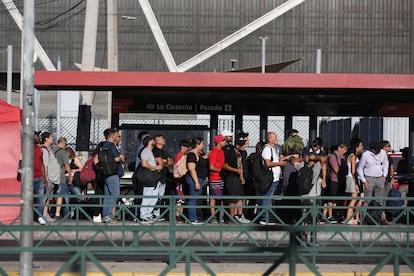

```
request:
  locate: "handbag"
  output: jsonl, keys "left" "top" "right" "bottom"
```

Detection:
{"left": 136, "top": 168, "right": 161, "bottom": 187}
{"left": 345, "top": 175, "right": 356, "bottom": 193}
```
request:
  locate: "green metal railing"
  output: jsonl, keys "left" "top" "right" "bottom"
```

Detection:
{"left": 0, "top": 194, "right": 413, "bottom": 276}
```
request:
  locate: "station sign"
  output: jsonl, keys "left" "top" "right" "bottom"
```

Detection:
{"left": 114, "top": 99, "right": 233, "bottom": 114}
{"left": 145, "top": 103, "right": 232, "bottom": 113}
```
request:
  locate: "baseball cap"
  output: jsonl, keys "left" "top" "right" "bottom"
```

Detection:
{"left": 213, "top": 134, "right": 225, "bottom": 144}
{"left": 221, "top": 130, "right": 233, "bottom": 137}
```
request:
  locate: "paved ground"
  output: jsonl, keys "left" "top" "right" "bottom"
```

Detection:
{"left": 1, "top": 261, "right": 413, "bottom": 275}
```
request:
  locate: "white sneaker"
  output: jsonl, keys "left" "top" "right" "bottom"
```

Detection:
{"left": 238, "top": 216, "right": 251, "bottom": 224}
{"left": 93, "top": 214, "right": 102, "bottom": 223}
{"left": 38, "top": 217, "right": 46, "bottom": 225}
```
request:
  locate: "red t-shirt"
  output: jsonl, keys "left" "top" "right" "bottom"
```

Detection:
{"left": 209, "top": 147, "right": 225, "bottom": 181}
{"left": 33, "top": 145, "right": 44, "bottom": 178}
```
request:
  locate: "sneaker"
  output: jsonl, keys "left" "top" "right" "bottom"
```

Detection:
{"left": 175, "top": 217, "right": 185, "bottom": 224}
{"left": 103, "top": 216, "right": 118, "bottom": 224}
{"left": 44, "top": 215, "right": 56, "bottom": 223}
{"left": 93, "top": 214, "right": 102, "bottom": 223}
{"left": 151, "top": 214, "right": 165, "bottom": 222}
{"left": 328, "top": 216, "right": 337, "bottom": 224}
{"left": 190, "top": 220, "right": 204, "bottom": 225}
{"left": 141, "top": 217, "right": 154, "bottom": 224}
{"left": 306, "top": 242, "right": 321, "bottom": 247}
{"left": 233, "top": 215, "right": 241, "bottom": 223}
{"left": 38, "top": 217, "right": 46, "bottom": 225}
{"left": 102, "top": 216, "right": 117, "bottom": 224}
{"left": 259, "top": 220, "right": 276, "bottom": 226}
{"left": 238, "top": 216, "right": 251, "bottom": 224}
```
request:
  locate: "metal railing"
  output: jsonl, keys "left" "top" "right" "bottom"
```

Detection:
{"left": 0, "top": 194, "right": 413, "bottom": 276}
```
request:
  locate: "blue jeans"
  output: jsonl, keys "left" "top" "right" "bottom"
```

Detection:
{"left": 259, "top": 181, "right": 278, "bottom": 221}
{"left": 33, "top": 177, "right": 45, "bottom": 217}
{"left": 103, "top": 175, "right": 120, "bottom": 218}
{"left": 185, "top": 175, "right": 205, "bottom": 222}
{"left": 57, "top": 177, "right": 82, "bottom": 216}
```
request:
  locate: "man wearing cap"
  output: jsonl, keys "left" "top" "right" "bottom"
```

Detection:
{"left": 221, "top": 130, "right": 251, "bottom": 223}
{"left": 208, "top": 134, "right": 226, "bottom": 223}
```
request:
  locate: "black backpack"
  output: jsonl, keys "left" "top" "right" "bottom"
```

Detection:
{"left": 252, "top": 147, "right": 273, "bottom": 195}
{"left": 97, "top": 147, "right": 119, "bottom": 178}
{"left": 296, "top": 164, "right": 314, "bottom": 195}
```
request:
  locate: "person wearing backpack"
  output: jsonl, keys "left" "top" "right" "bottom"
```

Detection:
{"left": 173, "top": 139, "right": 189, "bottom": 223}
{"left": 258, "top": 132, "right": 287, "bottom": 225}
{"left": 101, "top": 128, "right": 125, "bottom": 224}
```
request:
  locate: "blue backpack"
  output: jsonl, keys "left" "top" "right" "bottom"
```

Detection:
{"left": 386, "top": 188, "right": 405, "bottom": 220}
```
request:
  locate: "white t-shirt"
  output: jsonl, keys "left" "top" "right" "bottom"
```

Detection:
{"left": 262, "top": 145, "right": 281, "bottom": 182}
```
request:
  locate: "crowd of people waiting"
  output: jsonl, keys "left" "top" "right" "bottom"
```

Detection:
{"left": 30, "top": 127, "right": 411, "bottom": 226}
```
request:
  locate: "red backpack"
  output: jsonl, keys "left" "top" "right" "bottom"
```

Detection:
{"left": 80, "top": 157, "right": 96, "bottom": 185}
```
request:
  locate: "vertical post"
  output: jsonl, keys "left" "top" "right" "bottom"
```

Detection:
{"left": 235, "top": 114, "right": 243, "bottom": 135}
{"left": 34, "top": 89, "right": 39, "bottom": 131}
{"left": 210, "top": 114, "right": 219, "bottom": 149}
{"left": 259, "top": 36, "right": 268, "bottom": 73}
{"left": 56, "top": 56, "right": 62, "bottom": 138}
{"left": 409, "top": 118, "right": 414, "bottom": 196}
{"left": 309, "top": 115, "right": 318, "bottom": 144}
{"left": 7, "top": 45, "right": 13, "bottom": 104}
{"left": 20, "top": 0, "right": 35, "bottom": 275}
{"left": 285, "top": 116, "right": 293, "bottom": 140}
{"left": 107, "top": 0, "right": 118, "bottom": 127}
{"left": 76, "top": 0, "right": 99, "bottom": 153}
{"left": 316, "top": 48, "right": 322, "bottom": 74}
{"left": 260, "top": 114, "right": 268, "bottom": 142}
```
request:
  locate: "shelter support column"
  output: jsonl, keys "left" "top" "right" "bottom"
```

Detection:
{"left": 260, "top": 114, "right": 268, "bottom": 142}
{"left": 309, "top": 115, "right": 317, "bottom": 144}
{"left": 235, "top": 114, "right": 243, "bottom": 135}
{"left": 409, "top": 117, "right": 414, "bottom": 196}
{"left": 112, "top": 112, "right": 120, "bottom": 129}
{"left": 285, "top": 116, "right": 293, "bottom": 140}
{"left": 210, "top": 114, "right": 218, "bottom": 149}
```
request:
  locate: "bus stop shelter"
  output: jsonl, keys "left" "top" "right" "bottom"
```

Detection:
{"left": 34, "top": 71, "right": 414, "bottom": 142}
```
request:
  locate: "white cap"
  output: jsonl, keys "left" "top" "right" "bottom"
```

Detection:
{"left": 221, "top": 130, "right": 234, "bottom": 137}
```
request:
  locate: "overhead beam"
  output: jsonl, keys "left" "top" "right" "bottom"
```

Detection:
{"left": 34, "top": 71, "right": 414, "bottom": 91}
{"left": 2, "top": 0, "right": 56, "bottom": 71}
{"left": 177, "top": 0, "right": 307, "bottom": 72}
{"left": 138, "top": 0, "right": 178, "bottom": 72}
